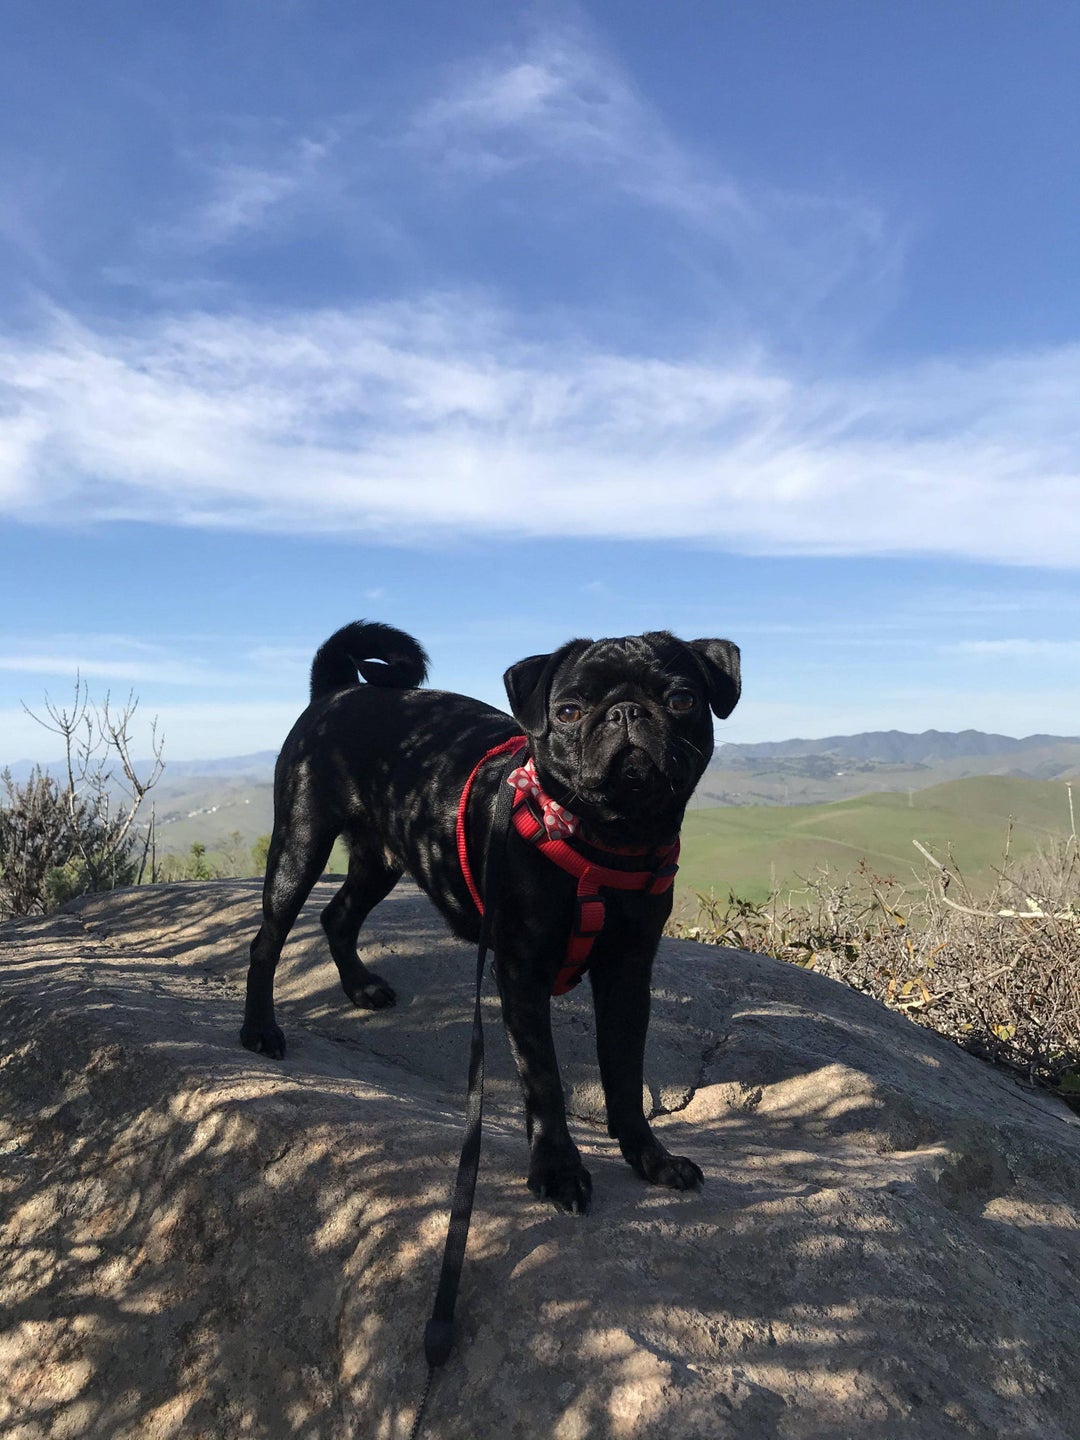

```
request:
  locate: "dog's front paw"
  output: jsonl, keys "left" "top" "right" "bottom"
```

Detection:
{"left": 528, "top": 1152, "right": 593, "bottom": 1216}
{"left": 625, "top": 1142, "right": 704, "bottom": 1192}
{"left": 240, "top": 1021, "right": 286, "bottom": 1059}
{"left": 343, "top": 973, "right": 397, "bottom": 1010}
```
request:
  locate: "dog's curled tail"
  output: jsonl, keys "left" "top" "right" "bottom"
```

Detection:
{"left": 310, "top": 622, "right": 430, "bottom": 700}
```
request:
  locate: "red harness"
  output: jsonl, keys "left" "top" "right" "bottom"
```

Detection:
{"left": 455, "top": 737, "right": 680, "bottom": 995}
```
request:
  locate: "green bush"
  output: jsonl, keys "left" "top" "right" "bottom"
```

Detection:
{"left": 0, "top": 766, "right": 141, "bottom": 919}
{"left": 0, "top": 683, "right": 162, "bottom": 922}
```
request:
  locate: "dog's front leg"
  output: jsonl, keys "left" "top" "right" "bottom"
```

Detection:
{"left": 494, "top": 959, "right": 592, "bottom": 1215}
{"left": 590, "top": 953, "right": 704, "bottom": 1192}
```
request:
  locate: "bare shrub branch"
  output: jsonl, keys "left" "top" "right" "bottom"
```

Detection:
{"left": 669, "top": 833, "right": 1080, "bottom": 1099}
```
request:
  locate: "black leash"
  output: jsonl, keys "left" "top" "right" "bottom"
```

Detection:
{"left": 408, "top": 742, "right": 525, "bottom": 1440}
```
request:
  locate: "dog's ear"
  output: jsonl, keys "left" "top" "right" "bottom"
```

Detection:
{"left": 687, "top": 639, "right": 741, "bottom": 719}
{"left": 504, "top": 639, "right": 590, "bottom": 734}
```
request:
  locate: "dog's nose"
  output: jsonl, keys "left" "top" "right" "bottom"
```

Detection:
{"left": 607, "top": 702, "right": 643, "bottom": 725}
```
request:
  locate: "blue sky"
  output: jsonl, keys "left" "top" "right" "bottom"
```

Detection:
{"left": 2, "top": 0, "right": 1079, "bottom": 762}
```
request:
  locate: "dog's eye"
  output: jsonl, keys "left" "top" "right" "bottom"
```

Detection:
{"left": 554, "top": 703, "right": 583, "bottom": 724}
{"left": 667, "top": 691, "right": 696, "bottom": 713}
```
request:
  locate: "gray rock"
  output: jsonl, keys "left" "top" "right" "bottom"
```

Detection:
{"left": 2, "top": 879, "right": 1080, "bottom": 1439}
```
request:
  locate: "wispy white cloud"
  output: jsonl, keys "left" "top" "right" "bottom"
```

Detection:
{"left": 153, "top": 131, "right": 339, "bottom": 251}
{"left": 413, "top": 27, "right": 750, "bottom": 228}
{"left": 0, "top": 651, "right": 221, "bottom": 688}
{"left": 0, "top": 633, "right": 310, "bottom": 689}
{"left": 195, "top": 146, "right": 328, "bottom": 245}
{"left": 411, "top": 25, "right": 901, "bottom": 333}
{"left": 414, "top": 33, "right": 714, "bottom": 202}
{"left": 906, "top": 587, "right": 1080, "bottom": 618}
{"left": 0, "top": 698, "right": 303, "bottom": 763}
{"left": 945, "top": 640, "right": 1080, "bottom": 659}
{"left": 1, "top": 300, "right": 1078, "bottom": 567}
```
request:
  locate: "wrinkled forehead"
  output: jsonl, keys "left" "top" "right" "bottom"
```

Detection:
{"left": 552, "top": 633, "right": 691, "bottom": 697}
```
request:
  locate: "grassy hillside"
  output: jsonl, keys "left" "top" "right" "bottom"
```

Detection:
{"left": 151, "top": 781, "right": 274, "bottom": 854}
{"left": 676, "top": 775, "right": 1076, "bottom": 912}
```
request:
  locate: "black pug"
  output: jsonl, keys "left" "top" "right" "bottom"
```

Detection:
{"left": 241, "top": 621, "right": 740, "bottom": 1214}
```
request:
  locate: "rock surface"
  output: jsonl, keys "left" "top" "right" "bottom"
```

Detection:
{"left": 3, "top": 879, "right": 1080, "bottom": 1439}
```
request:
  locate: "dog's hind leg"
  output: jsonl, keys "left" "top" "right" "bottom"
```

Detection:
{"left": 320, "top": 837, "right": 401, "bottom": 1010}
{"left": 241, "top": 816, "right": 337, "bottom": 1059}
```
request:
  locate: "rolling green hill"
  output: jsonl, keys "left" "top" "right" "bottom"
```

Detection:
{"left": 151, "top": 780, "right": 275, "bottom": 855}
{"left": 676, "top": 774, "right": 1076, "bottom": 912}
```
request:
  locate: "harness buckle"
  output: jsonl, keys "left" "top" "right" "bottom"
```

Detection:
{"left": 574, "top": 893, "right": 605, "bottom": 939}
{"left": 515, "top": 796, "right": 549, "bottom": 845}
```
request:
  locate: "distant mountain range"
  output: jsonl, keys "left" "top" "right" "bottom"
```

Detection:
{"left": 716, "top": 729, "right": 1080, "bottom": 765}
{"left": 0, "top": 751, "right": 279, "bottom": 786}
{"left": 155, "top": 751, "right": 279, "bottom": 780}
{"left": 699, "top": 729, "right": 1080, "bottom": 807}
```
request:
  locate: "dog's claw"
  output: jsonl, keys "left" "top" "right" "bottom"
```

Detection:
{"left": 626, "top": 1145, "right": 704, "bottom": 1192}
{"left": 529, "top": 1159, "right": 593, "bottom": 1215}
{"left": 240, "top": 1023, "right": 287, "bottom": 1060}
{"left": 344, "top": 978, "right": 396, "bottom": 1010}
{"left": 661, "top": 1154, "right": 705, "bottom": 1191}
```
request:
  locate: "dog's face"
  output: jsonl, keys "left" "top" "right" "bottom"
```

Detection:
{"left": 504, "top": 631, "right": 740, "bottom": 838}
